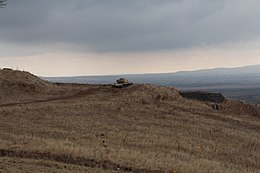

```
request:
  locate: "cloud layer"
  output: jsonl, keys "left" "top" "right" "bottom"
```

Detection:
{"left": 1, "top": 0, "right": 260, "bottom": 53}
{"left": 1, "top": 0, "right": 260, "bottom": 76}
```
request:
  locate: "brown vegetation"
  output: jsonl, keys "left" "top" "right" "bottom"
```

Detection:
{"left": 0, "top": 70, "right": 259, "bottom": 173}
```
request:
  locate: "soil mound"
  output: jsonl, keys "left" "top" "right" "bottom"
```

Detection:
{"left": 115, "top": 84, "right": 184, "bottom": 105}
{"left": 0, "top": 69, "right": 53, "bottom": 104}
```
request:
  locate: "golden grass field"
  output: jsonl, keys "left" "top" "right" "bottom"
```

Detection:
{"left": 0, "top": 69, "right": 259, "bottom": 173}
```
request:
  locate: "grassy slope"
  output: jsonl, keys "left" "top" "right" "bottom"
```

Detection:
{"left": 0, "top": 83, "right": 259, "bottom": 173}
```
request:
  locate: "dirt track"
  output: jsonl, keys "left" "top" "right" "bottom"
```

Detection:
{"left": 0, "top": 149, "right": 163, "bottom": 173}
{"left": 0, "top": 88, "right": 100, "bottom": 107}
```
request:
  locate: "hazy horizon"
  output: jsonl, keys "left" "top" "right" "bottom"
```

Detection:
{"left": 37, "top": 63, "right": 260, "bottom": 77}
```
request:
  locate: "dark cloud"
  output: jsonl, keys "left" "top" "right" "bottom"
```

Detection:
{"left": 0, "top": 0, "right": 260, "bottom": 52}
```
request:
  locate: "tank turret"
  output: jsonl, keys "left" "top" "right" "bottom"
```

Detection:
{"left": 112, "top": 78, "right": 133, "bottom": 88}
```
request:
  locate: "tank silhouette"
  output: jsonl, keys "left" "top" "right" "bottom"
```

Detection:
{"left": 112, "top": 78, "right": 133, "bottom": 88}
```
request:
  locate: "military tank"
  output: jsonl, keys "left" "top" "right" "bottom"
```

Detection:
{"left": 112, "top": 78, "right": 133, "bottom": 88}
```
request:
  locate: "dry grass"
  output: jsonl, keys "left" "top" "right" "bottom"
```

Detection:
{"left": 222, "top": 100, "right": 260, "bottom": 118}
{"left": 0, "top": 70, "right": 259, "bottom": 173}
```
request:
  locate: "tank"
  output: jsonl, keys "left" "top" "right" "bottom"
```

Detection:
{"left": 112, "top": 78, "right": 133, "bottom": 88}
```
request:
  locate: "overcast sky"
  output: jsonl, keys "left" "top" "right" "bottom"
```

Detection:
{"left": 0, "top": 0, "right": 260, "bottom": 76}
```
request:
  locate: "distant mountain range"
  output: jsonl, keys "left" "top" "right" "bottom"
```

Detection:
{"left": 43, "top": 64, "right": 260, "bottom": 104}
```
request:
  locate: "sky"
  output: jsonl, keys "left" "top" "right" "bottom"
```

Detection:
{"left": 0, "top": 0, "right": 260, "bottom": 76}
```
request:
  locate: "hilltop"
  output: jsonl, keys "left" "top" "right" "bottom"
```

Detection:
{"left": 0, "top": 68, "right": 53, "bottom": 103}
{"left": 0, "top": 68, "right": 95, "bottom": 105}
{"left": 44, "top": 64, "right": 260, "bottom": 104}
{"left": 0, "top": 70, "right": 259, "bottom": 173}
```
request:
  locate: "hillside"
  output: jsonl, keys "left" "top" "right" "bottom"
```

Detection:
{"left": 0, "top": 70, "right": 259, "bottom": 173}
{"left": 43, "top": 64, "right": 260, "bottom": 104}
{"left": 0, "top": 68, "right": 92, "bottom": 105}
{"left": 0, "top": 69, "right": 53, "bottom": 104}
